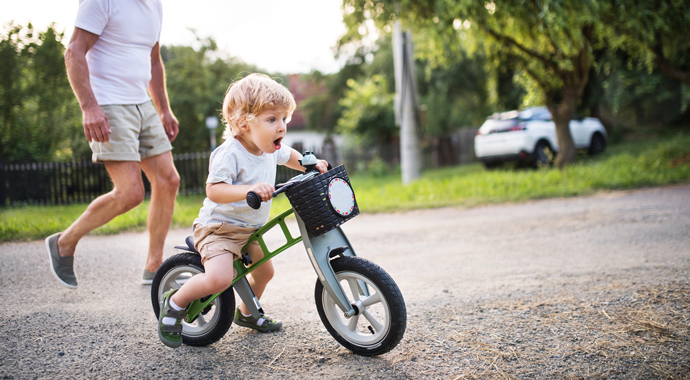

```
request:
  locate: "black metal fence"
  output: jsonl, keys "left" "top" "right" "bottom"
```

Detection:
{"left": 0, "top": 153, "right": 302, "bottom": 207}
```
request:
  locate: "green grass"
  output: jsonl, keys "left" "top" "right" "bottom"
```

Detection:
{"left": 2, "top": 133, "right": 689, "bottom": 243}
{"left": 352, "top": 132, "right": 690, "bottom": 212}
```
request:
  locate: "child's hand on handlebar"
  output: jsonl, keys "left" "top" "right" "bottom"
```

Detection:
{"left": 315, "top": 160, "right": 329, "bottom": 174}
{"left": 248, "top": 182, "right": 275, "bottom": 202}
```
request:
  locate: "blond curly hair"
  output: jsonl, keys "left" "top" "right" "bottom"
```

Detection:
{"left": 221, "top": 73, "right": 296, "bottom": 140}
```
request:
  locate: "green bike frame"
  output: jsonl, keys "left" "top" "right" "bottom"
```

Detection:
{"left": 183, "top": 207, "right": 362, "bottom": 323}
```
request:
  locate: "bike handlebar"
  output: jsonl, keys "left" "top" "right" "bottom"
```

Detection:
{"left": 246, "top": 183, "right": 291, "bottom": 210}
{"left": 246, "top": 162, "right": 332, "bottom": 210}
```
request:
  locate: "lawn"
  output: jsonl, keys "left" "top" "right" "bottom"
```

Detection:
{"left": 1, "top": 132, "right": 689, "bottom": 243}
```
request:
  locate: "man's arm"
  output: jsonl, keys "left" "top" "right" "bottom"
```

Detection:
{"left": 149, "top": 42, "right": 179, "bottom": 142}
{"left": 64, "top": 27, "right": 110, "bottom": 143}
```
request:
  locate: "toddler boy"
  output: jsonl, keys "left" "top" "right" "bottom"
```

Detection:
{"left": 158, "top": 73, "right": 328, "bottom": 348}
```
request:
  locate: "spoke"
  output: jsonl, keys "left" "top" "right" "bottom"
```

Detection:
{"left": 361, "top": 292, "right": 382, "bottom": 308}
{"left": 196, "top": 313, "right": 207, "bottom": 327}
{"left": 346, "top": 278, "right": 361, "bottom": 301}
{"left": 169, "top": 281, "right": 181, "bottom": 290}
{"left": 347, "top": 314, "right": 360, "bottom": 332}
{"left": 362, "top": 309, "right": 383, "bottom": 333}
{"left": 176, "top": 272, "right": 193, "bottom": 286}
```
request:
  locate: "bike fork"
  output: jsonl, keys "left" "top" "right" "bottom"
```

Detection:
{"left": 234, "top": 277, "right": 263, "bottom": 319}
{"left": 295, "top": 213, "right": 362, "bottom": 318}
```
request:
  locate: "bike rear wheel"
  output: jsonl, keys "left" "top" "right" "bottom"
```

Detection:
{"left": 314, "top": 256, "right": 406, "bottom": 356}
{"left": 151, "top": 253, "right": 235, "bottom": 346}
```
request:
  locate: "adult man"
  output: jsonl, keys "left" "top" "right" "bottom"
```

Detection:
{"left": 45, "top": 0, "right": 180, "bottom": 289}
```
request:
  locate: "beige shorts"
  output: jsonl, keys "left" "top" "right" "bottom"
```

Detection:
{"left": 90, "top": 101, "right": 173, "bottom": 163}
{"left": 193, "top": 223, "right": 264, "bottom": 265}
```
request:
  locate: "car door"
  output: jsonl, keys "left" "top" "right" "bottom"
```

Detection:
{"left": 569, "top": 117, "right": 588, "bottom": 148}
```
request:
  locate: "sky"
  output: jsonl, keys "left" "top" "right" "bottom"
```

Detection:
{"left": 2, "top": 0, "right": 349, "bottom": 74}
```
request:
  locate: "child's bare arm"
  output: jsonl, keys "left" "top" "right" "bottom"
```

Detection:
{"left": 284, "top": 149, "right": 304, "bottom": 172}
{"left": 206, "top": 182, "right": 275, "bottom": 203}
{"left": 284, "top": 148, "right": 329, "bottom": 174}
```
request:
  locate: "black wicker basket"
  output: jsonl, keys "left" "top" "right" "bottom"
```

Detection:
{"left": 285, "top": 165, "right": 359, "bottom": 236}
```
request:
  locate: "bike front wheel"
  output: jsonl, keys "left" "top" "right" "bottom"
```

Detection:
{"left": 314, "top": 256, "right": 406, "bottom": 356}
{"left": 151, "top": 253, "right": 235, "bottom": 346}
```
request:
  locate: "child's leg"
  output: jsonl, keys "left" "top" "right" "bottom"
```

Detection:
{"left": 238, "top": 258, "right": 274, "bottom": 315}
{"left": 158, "top": 253, "right": 235, "bottom": 348}
{"left": 171, "top": 253, "right": 236, "bottom": 308}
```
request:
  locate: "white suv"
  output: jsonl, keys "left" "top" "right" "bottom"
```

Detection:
{"left": 474, "top": 106, "right": 607, "bottom": 168}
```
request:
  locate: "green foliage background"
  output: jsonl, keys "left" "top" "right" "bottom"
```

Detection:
{"left": 0, "top": 24, "right": 86, "bottom": 163}
{"left": 2, "top": 5, "right": 689, "bottom": 165}
{"left": 0, "top": 26, "right": 283, "bottom": 163}
{"left": 336, "top": 0, "right": 690, "bottom": 146}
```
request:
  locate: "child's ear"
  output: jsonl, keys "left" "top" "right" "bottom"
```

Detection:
{"left": 238, "top": 117, "right": 249, "bottom": 132}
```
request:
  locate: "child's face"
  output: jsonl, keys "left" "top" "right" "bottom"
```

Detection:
{"left": 240, "top": 108, "right": 289, "bottom": 155}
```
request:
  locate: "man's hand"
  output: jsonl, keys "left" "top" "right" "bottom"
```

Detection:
{"left": 82, "top": 104, "right": 111, "bottom": 143}
{"left": 248, "top": 182, "right": 275, "bottom": 202}
{"left": 159, "top": 109, "right": 179, "bottom": 142}
{"left": 315, "top": 160, "right": 329, "bottom": 174}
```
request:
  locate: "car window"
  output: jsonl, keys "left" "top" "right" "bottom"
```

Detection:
{"left": 519, "top": 107, "right": 551, "bottom": 121}
{"left": 530, "top": 112, "right": 551, "bottom": 121}
{"left": 478, "top": 119, "right": 519, "bottom": 134}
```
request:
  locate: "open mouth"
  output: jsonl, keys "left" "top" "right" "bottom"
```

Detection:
{"left": 273, "top": 137, "right": 283, "bottom": 150}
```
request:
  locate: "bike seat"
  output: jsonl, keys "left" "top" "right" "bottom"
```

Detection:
{"left": 173, "top": 236, "right": 200, "bottom": 254}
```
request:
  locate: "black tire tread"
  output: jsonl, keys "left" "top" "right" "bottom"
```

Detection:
{"left": 532, "top": 140, "right": 553, "bottom": 168}
{"left": 588, "top": 132, "right": 606, "bottom": 155}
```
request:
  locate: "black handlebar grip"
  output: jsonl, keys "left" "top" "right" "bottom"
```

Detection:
{"left": 272, "top": 185, "right": 290, "bottom": 198}
{"left": 246, "top": 191, "right": 262, "bottom": 210}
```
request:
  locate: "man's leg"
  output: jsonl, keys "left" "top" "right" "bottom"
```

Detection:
{"left": 140, "top": 152, "right": 180, "bottom": 273}
{"left": 57, "top": 161, "right": 145, "bottom": 257}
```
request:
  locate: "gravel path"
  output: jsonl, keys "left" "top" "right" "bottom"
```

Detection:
{"left": 1, "top": 184, "right": 689, "bottom": 379}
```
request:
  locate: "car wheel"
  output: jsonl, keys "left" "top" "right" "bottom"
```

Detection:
{"left": 532, "top": 141, "right": 554, "bottom": 168}
{"left": 588, "top": 133, "right": 606, "bottom": 155}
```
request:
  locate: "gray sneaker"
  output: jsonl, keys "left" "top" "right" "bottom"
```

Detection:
{"left": 141, "top": 269, "right": 155, "bottom": 285}
{"left": 45, "top": 233, "right": 77, "bottom": 289}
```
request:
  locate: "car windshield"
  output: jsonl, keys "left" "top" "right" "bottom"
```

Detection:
{"left": 519, "top": 107, "right": 551, "bottom": 120}
{"left": 478, "top": 107, "right": 553, "bottom": 135}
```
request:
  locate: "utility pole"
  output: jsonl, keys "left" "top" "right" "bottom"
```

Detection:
{"left": 393, "top": 21, "right": 422, "bottom": 185}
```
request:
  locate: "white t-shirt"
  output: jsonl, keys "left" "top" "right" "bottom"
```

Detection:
{"left": 194, "top": 138, "right": 293, "bottom": 228}
{"left": 75, "top": 0, "right": 163, "bottom": 105}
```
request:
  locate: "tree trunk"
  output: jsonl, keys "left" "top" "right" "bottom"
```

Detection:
{"left": 548, "top": 88, "right": 580, "bottom": 169}
{"left": 548, "top": 37, "right": 592, "bottom": 169}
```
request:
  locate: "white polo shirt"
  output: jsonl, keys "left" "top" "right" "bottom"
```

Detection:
{"left": 75, "top": 0, "right": 163, "bottom": 105}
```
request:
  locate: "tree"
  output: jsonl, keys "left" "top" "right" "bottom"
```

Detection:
{"left": 603, "top": 0, "right": 690, "bottom": 87}
{"left": 299, "top": 56, "right": 368, "bottom": 136}
{"left": 0, "top": 23, "right": 83, "bottom": 163}
{"left": 341, "top": 0, "right": 608, "bottom": 168}
{"left": 318, "top": 32, "right": 493, "bottom": 139}
{"left": 337, "top": 74, "right": 397, "bottom": 145}
{"left": 161, "top": 37, "right": 261, "bottom": 153}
